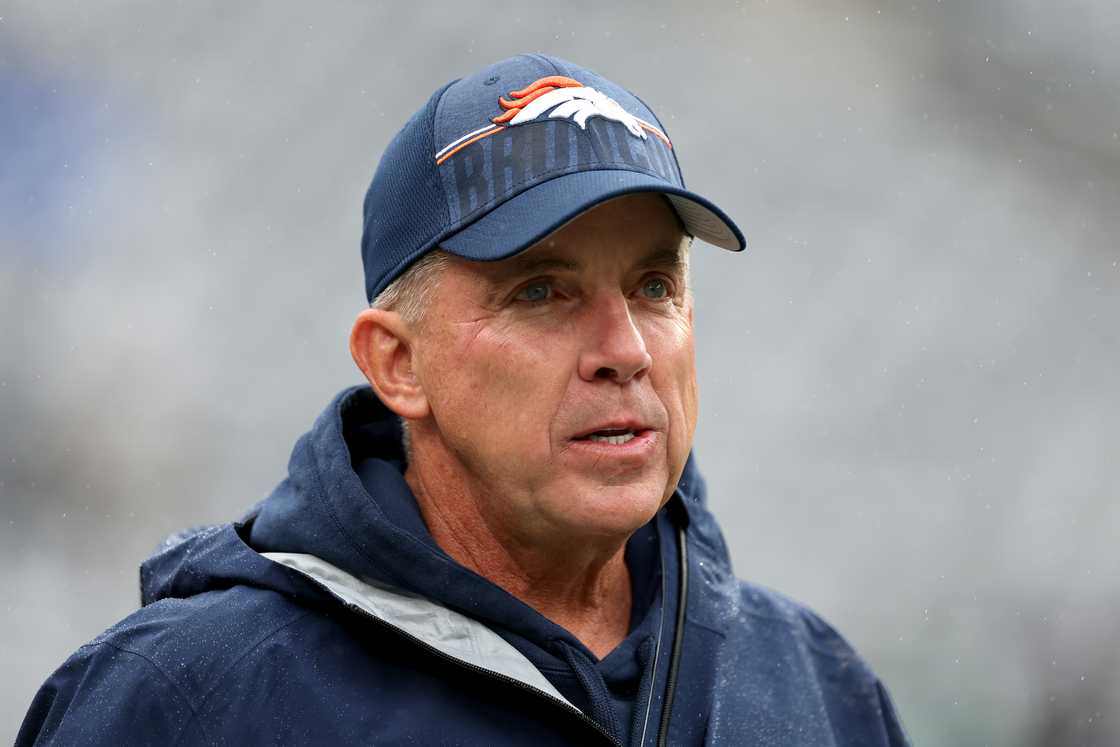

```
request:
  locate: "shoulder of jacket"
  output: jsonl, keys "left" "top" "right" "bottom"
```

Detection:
{"left": 732, "top": 579, "right": 873, "bottom": 666}
{"left": 84, "top": 583, "right": 318, "bottom": 708}
{"left": 19, "top": 635, "right": 209, "bottom": 746}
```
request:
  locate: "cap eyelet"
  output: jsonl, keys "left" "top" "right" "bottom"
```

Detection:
{"left": 484, "top": 75, "right": 500, "bottom": 86}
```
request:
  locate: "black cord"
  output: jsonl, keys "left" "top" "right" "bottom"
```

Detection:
{"left": 656, "top": 526, "right": 688, "bottom": 747}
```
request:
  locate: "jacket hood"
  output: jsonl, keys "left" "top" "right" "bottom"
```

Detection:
{"left": 140, "top": 386, "right": 732, "bottom": 639}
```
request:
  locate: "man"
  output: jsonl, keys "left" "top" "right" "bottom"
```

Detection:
{"left": 19, "top": 54, "right": 909, "bottom": 745}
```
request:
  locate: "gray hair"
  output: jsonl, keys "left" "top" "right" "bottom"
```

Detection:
{"left": 369, "top": 249, "right": 452, "bottom": 325}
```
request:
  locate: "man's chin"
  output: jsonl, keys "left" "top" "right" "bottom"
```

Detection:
{"left": 548, "top": 480, "right": 667, "bottom": 539}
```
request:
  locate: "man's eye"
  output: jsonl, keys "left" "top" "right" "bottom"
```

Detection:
{"left": 640, "top": 277, "right": 671, "bottom": 299}
{"left": 514, "top": 281, "right": 552, "bottom": 303}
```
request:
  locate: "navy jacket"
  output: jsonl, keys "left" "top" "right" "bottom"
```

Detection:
{"left": 18, "top": 386, "right": 910, "bottom": 746}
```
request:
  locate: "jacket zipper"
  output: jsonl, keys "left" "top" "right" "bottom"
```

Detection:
{"left": 657, "top": 525, "right": 688, "bottom": 747}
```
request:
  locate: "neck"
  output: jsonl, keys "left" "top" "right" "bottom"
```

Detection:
{"left": 404, "top": 452, "right": 632, "bottom": 659}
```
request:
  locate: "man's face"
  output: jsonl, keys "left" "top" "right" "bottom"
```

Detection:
{"left": 411, "top": 193, "right": 697, "bottom": 544}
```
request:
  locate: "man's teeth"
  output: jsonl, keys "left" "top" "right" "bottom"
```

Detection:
{"left": 587, "top": 431, "right": 636, "bottom": 445}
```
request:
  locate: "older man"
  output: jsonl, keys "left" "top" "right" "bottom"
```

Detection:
{"left": 19, "top": 55, "right": 909, "bottom": 745}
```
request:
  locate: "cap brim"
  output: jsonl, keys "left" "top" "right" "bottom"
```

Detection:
{"left": 440, "top": 169, "right": 745, "bottom": 261}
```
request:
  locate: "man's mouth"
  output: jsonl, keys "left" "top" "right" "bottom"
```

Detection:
{"left": 571, "top": 424, "right": 652, "bottom": 446}
{"left": 582, "top": 428, "right": 638, "bottom": 445}
{"left": 565, "top": 423, "right": 657, "bottom": 462}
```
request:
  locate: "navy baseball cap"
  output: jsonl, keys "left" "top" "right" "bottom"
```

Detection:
{"left": 360, "top": 53, "right": 745, "bottom": 302}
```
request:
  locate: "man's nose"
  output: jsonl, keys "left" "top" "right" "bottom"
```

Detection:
{"left": 576, "top": 292, "right": 653, "bottom": 384}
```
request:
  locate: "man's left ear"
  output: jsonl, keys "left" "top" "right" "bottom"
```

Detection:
{"left": 349, "top": 309, "right": 430, "bottom": 420}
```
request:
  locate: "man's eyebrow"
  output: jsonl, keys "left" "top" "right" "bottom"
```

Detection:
{"left": 477, "top": 253, "right": 582, "bottom": 290}
{"left": 635, "top": 246, "right": 689, "bottom": 273}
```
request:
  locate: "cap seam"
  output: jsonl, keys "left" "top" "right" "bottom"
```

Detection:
{"left": 429, "top": 78, "right": 459, "bottom": 232}
{"left": 633, "top": 92, "right": 683, "bottom": 187}
{"left": 525, "top": 52, "right": 565, "bottom": 77}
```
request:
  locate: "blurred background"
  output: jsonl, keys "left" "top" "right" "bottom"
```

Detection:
{"left": 2, "top": 1, "right": 1117, "bottom": 744}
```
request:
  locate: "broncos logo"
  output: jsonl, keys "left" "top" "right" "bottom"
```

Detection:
{"left": 434, "top": 76, "right": 670, "bottom": 165}
{"left": 492, "top": 76, "right": 649, "bottom": 139}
